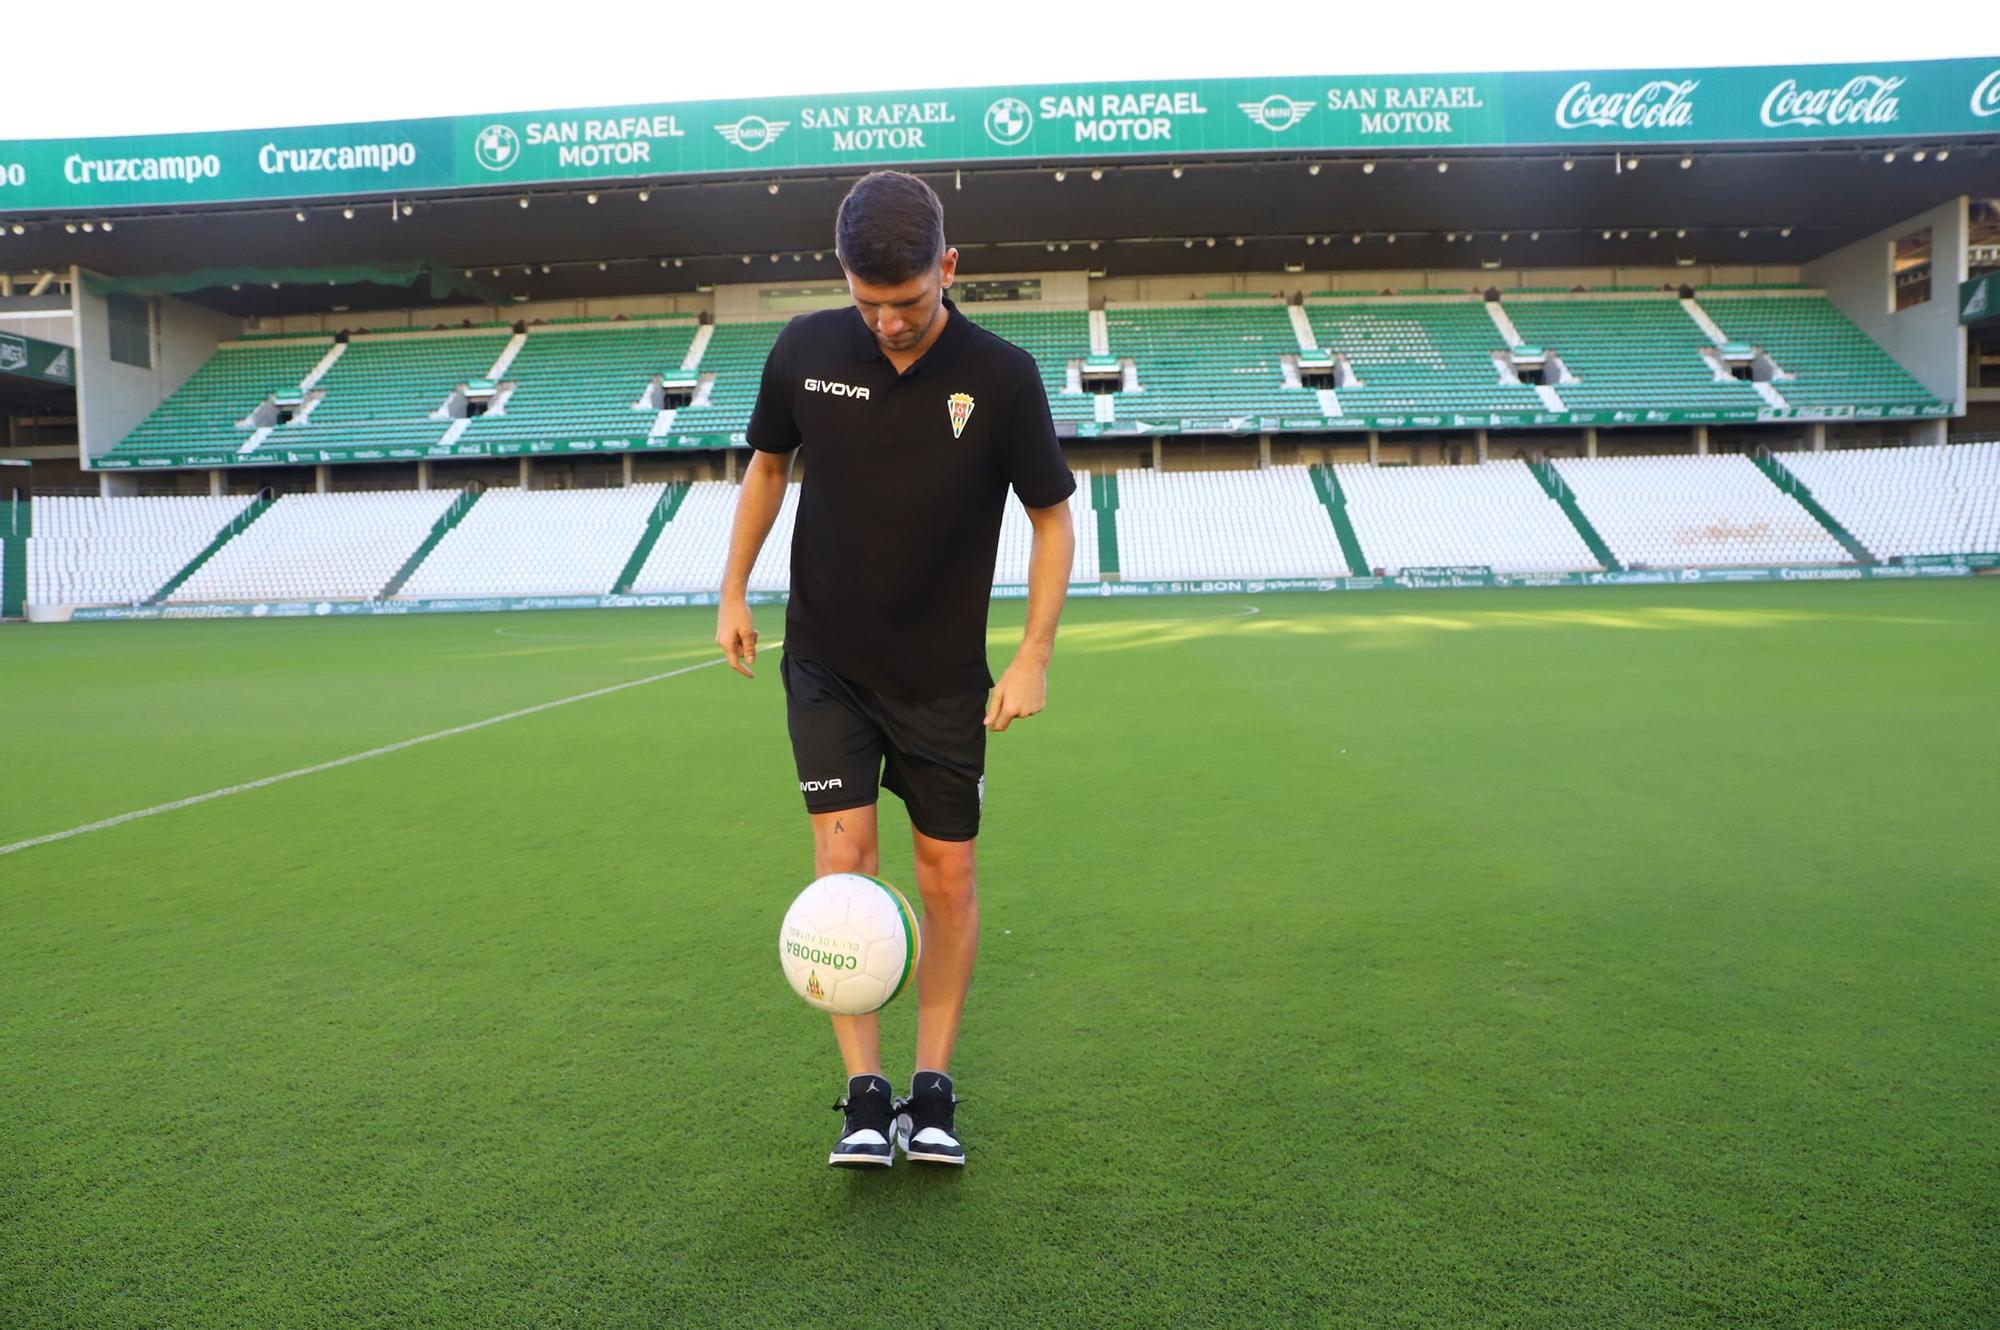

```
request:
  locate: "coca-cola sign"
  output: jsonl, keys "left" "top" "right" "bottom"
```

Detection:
{"left": 1554, "top": 79, "right": 1698, "bottom": 131}
{"left": 1973, "top": 69, "right": 2000, "bottom": 117}
{"left": 1760, "top": 75, "right": 1904, "bottom": 127}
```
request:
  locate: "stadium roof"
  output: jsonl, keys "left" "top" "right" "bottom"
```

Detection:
{"left": 4, "top": 58, "right": 1997, "bottom": 314}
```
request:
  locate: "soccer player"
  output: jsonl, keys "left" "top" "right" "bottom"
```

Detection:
{"left": 715, "top": 171, "right": 1077, "bottom": 1169}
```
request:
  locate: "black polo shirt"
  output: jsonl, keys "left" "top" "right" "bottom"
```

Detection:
{"left": 747, "top": 294, "right": 1076, "bottom": 700}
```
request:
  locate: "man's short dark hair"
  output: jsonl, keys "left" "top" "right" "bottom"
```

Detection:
{"left": 835, "top": 171, "right": 945, "bottom": 285}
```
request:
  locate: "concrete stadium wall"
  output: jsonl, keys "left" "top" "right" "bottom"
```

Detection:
{"left": 1803, "top": 196, "right": 1968, "bottom": 408}
{"left": 74, "top": 272, "right": 239, "bottom": 470}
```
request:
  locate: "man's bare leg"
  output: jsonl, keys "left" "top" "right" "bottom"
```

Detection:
{"left": 910, "top": 828, "right": 979, "bottom": 1074}
{"left": 811, "top": 805, "right": 883, "bottom": 1077}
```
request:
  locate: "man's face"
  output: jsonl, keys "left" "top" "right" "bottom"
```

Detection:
{"left": 844, "top": 247, "right": 959, "bottom": 355}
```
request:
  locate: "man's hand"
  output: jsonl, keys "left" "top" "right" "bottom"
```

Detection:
{"left": 716, "top": 599, "right": 759, "bottom": 678}
{"left": 984, "top": 654, "right": 1048, "bottom": 732}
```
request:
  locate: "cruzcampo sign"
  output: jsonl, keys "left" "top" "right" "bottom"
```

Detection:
{"left": 1, "top": 57, "right": 1997, "bottom": 213}
{"left": 0, "top": 331, "right": 75, "bottom": 385}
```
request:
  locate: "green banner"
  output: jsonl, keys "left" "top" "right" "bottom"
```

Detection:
{"left": 0, "top": 331, "right": 75, "bottom": 385}
{"left": 1962, "top": 271, "right": 1998, "bottom": 324}
{"left": 92, "top": 390, "right": 1961, "bottom": 470}
{"left": 56, "top": 557, "right": 1994, "bottom": 620}
{"left": 4, "top": 58, "right": 1998, "bottom": 214}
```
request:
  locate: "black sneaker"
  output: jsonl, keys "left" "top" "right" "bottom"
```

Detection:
{"left": 829, "top": 1074, "right": 895, "bottom": 1168}
{"left": 894, "top": 1071, "right": 966, "bottom": 1166}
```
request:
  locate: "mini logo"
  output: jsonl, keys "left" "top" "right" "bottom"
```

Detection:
{"left": 1761, "top": 75, "right": 1903, "bottom": 127}
{"left": 984, "top": 97, "right": 1033, "bottom": 146}
{"left": 474, "top": 124, "right": 521, "bottom": 172}
{"left": 1239, "top": 94, "right": 1314, "bottom": 132}
{"left": 806, "top": 971, "right": 824, "bottom": 1002}
{"left": 1554, "top": 79, "right": 1698, "bottom": 131}
{"left": 804, "top": 377, "right": 870, "bottom": 400}
{"left": 1974, "top": 68, "right": 2000, "bottom": 117}
{"left": 716, "top": 115, "right": 789, "bottom": 152}
{"left": 948, "top": 392, "right": 975, "bottom": 438}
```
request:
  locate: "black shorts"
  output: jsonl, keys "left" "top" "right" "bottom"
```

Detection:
{"left": 780, "top": 651, "right": 987, "bottom": 842}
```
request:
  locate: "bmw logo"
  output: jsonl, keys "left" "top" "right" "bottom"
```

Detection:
{"left": 984, "top": 97, "right": 1033, "bottom": 146}
{"left": 474, "top": 124, "right": 522, "bottom": 172}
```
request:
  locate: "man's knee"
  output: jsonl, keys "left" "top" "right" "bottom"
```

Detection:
{"left": 913, "top": 835, "right": 978, "bottom": 918}
{"left": 817, "top": 832, "right": 879, "bottom": 875}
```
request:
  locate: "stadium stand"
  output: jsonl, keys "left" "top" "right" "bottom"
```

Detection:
{"left": 1700, "top": 296, "right": 1938, "bottom": 411}
{"left": 994, "top": 472, "right": 1098, "bottom": 584}
{"left": 1503, "top": 298, "right": 1765, "bottom": 412}
{"left": 664, "top": 322, "right": 786, "bottom": 442}
{"left": 26, "top": 495, "right": 253, "bottom": 606}
{"left": 1335, "top": 461, "right": 1602, "bottom": 574}
{"left": 630, "top": 480, "right": 798, "bottom": 593}
{"left": 1305, "top": 300, "right": 1541, "bottom": 415}
{"left": 1107, "top": 304, "right": 1322, "bottom": 423}
{"left": 958, "top": 307, "right": 1097, "bottom": 427}
{"left": 1114, "top": 466, "right": 1350, "bottom": 580}
{"left": 460, "top": 320, "right": 700, "bottom": 450}
{"left": 1550, "top": 455, "right": 1850, "bottom": 567}
{"left": 169, "top": 490, "right": 462, "bottom": 602}
{"left": 1781, "top": 442, "right": 2000, "bottom": 559}
{"left": 110, "top": 340, "right": 331, "bottom": 464}
{"left": 398, "top": 485, "right": 668, "bottom": 598}
{"left": 269, "top": 333, "right": 511, "bottom": 457}
{"left": 104, "top": 294, "right": 1952, "bottom": 463}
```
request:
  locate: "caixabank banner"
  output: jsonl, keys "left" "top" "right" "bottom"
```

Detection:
{"left": 2, "top": 58, "right": 1997, "bottom": 213}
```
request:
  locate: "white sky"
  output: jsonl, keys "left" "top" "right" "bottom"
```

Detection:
{"left": 3, "top": 0, "right": 1996, "bottom": 139}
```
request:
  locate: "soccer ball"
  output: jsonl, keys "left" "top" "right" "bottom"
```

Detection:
{"left": 779, "top": 873, "right": 921, "bottom": 1016}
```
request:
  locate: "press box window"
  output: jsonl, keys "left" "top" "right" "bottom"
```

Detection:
{"left": 1893, "top": 228, "right": 1931, "bottom": 313}
{"left": 107, "top": 293, "right": 152, "bottom": 369}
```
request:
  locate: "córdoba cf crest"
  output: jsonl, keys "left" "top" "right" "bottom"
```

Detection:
{"left": 947, "top": 392, "right": 975, "bottom": 439}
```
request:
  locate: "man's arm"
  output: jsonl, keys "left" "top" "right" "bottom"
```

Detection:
{"left": 715, "top": 448, "right": 790, "bottom": 678}
{"left": 985, "top": 498, "right": 1075, "bottom": 732}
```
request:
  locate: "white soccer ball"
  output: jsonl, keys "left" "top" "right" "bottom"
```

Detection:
{"left": 779, "top": 873, "right": 921, "bottom": 1016}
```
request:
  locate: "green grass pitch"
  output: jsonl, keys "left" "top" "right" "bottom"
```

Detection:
{"left": 4, "top": 582, "right": 1996, "bottom": 1328}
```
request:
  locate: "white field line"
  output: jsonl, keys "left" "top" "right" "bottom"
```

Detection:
{"left": 4, "top": 603, "right": 1267, "bottom": 861}
{"left": 0, "top": 656, "right": 731, "bottom": 860}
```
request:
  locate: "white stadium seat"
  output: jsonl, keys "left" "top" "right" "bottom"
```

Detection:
{"left": 169, "top": 490, "right": 461, "bottom": 603}
{"left": 1114, "top": 466, "right": 1349, "bottom": 580}
{"left": 630, "top": 481, "right": 800, "bottom": 594}
{"left": 28, "top": 494, "right": 254, "bottom": 607}
{"left": 1551, "top": 454, "right": 1848, "bottom": 567}
{"left": 1781, "top": 443, "right": 2000, "bottom": 561}
{"left": 1336, "top": 460, "right": 1601, "bottom": 574}
{"left": 399, "top": 485, "right": 666, "bottom": 599}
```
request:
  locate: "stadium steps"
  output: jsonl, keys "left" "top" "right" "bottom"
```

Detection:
{"left": 147, "top": 495, "right": 274, "bottom": 604}
{"left": 1089, "top": 471, "right": 1121, "bottom": 578}
{"left": 1, "top": 497, "right": 29, "bottom": 619}
{"left": 612, "top": 483, "right": 691, "bottom": 594}
{"left": 379, "top": 489, "right": 484, "bottom": 597}
{"left": 1307, "top": 464, "right": 1372, "bottom": 574}
{"left": 1749, "top": 453, "right": 1875, "bottom": 563}
{"left": 1526, "top": 461, "right": 1623, "bottom": 572}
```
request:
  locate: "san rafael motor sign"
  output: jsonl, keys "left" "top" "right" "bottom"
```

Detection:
{"left": 0, "top": 57, "right": 1996, "bottom": 214}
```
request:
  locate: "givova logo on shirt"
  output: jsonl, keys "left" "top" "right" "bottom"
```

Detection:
{"left": 805, "top": 378, "right": 870, "bottom": 400}
{"left": 948, "top": 392, "right": 975, "bottom": 439}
